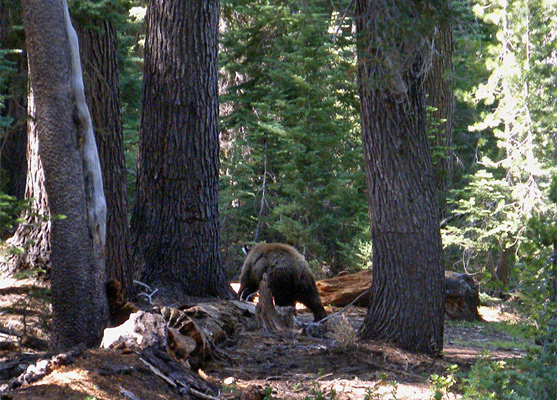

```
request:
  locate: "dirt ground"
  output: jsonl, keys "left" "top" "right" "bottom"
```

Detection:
{"left": 0, "top": 276, "right": 532, "bottom": 400}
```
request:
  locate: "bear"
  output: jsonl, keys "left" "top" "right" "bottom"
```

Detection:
{"left": 238, "top": 242, "right": 327, "bottom": 322}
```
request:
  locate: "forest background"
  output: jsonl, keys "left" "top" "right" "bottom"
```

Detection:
{"left": 1, "top": 0, "right": 556, "bottom": 323}
{"left": 0, "top": 0, "right": 555, "bottom": 394}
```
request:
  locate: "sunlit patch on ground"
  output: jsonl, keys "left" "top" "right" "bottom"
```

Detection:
{"left": 479, "top": 305, "right": 525, "bottom": 323}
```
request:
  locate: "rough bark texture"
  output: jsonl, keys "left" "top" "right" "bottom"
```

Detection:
{"left": 131, "top": 0, "right": 230, "bottom": 300}
{"left": 4, "top": 92, "right": 51, "bottom": 274}
{"left": 425, "top": 18, "right": 455, "bottom": 212}
{"left": 355, "top": 0, "right": 445, "bottom": 355}
{"left": 21, "top": 0, "right": 107, "bottom": 350}
{"left": 75, "top": 14, "right": 133, "bottom": 297}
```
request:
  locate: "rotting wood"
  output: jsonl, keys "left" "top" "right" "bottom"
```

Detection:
{"left": 316, "top": 271, "right": 372, "bottom": 307}
{"left": 255, "top": 273, "right": 300, "bottom": 334}
{"left": 138, "top": 348, "right": 219, "bottom": 400}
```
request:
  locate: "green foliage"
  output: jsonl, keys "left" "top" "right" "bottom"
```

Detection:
{"left": 220, "top": 0, "right": 368, "bottom": 274}
{"left": 263, "top": 386, "right": 276, "bottom": 400}
{"left": 363, "top": 375, "right": 400, "bottom": 400}
{"left": 443, "top": 0, "right": 556, "bottom": 312}
{"left": 463, "top": 335, "right": 557, "bottom": 400}
{"left": 304, "top": 382, "right": 337, "bottom": 400}
{"left": 430, "top": 364, "right": 458, "bottom": 400}
{"left": 0, "top": 49, "right": 16, "bottom": 131}
{"left": 0, "top": 192, "right": 27, "bottom": 234}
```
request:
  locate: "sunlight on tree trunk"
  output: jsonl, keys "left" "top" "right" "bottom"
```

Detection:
{"left": 21, "top": 0, "right": 107, "bottom": 350}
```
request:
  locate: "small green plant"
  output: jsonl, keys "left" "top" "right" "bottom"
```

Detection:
{"left": 463, "top": 334, "right": 557, "bottom": 400}
{"left": 304, "top": 382, "right": 337, "bottom": 400}
{"left": 262, "top": 386, "right": 276, "bottom": 400}
{"left": 429, "top": 364, "right": 458, "bottom": 400}
{"left": 364, "top": 375, "right": 399, "bottom": 400}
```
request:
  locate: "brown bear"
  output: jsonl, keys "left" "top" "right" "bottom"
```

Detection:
{"left": 238, "top": 242, "right": 327, "bottom": 322}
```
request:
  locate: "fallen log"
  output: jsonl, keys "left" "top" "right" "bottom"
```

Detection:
{"left": 316, "top": 270, "right": 483, "bottom": 321}
{"left": 316, "top": 271, "right": 372, "bottom": 307}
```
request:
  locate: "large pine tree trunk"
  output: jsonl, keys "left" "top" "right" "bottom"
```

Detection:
{"left": 355, "top": 0, "right": 445, "bottom": 355}
{"left": 75, "top": 12, "right": 134, "bottom": 297}
{"left": 131, "top": 0, "right": 230, "bottom": 300}
{"left": 21, "top": 0, "right": 107, "bottom": 350}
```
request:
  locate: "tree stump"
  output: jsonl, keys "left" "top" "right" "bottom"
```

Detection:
{"left": 444, "top": 271, "right": 483, "bottom": 321}
{"left": 255, "top": 273, "right": 299, "bottom": 333}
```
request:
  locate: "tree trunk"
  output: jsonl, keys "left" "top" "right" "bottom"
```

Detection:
{"left": 425, "top": 18, "right": 455, "bottom": 215}
{"left": 355, "top": 0, "right": 445, "bottom": 355}
{"left": 4, "top": 93, "right": 51, "bottom": 274}
{"left": 21, "top": 0, "right": 107, "bottom": 350}
{"left": 495, "top": 245, "right": 512, "bottom": 286}
{"left": 75, "top": 10, "right": 133, "bottom": 297}
{"left": 131, "top": 0, "right": 230, "bottom": 300}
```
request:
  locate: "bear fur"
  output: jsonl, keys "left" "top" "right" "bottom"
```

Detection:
{"left": 238, "top": 243, "right": 327, "bottom": 321}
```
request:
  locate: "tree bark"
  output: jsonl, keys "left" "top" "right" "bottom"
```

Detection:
{"left": 131, "top": 0, "right": 230, "bottom": 300}
{"left": 425, "top": 17, "right": 455, "bottom": 214}
{"left": 355, "top": 0, "right": 445, "bottom": 355}
{"left": 4, "top": 110, "right": 51, "bottom": 274}
{"left": 75, "top": 9, "right": 134, "bottom": 297}
{"left": 21, "top": 0, "right": 107, "bottom": 350}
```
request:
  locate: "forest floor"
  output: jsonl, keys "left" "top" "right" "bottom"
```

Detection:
{"left": 0, "top": 274, "right": 535, "bottom": 400}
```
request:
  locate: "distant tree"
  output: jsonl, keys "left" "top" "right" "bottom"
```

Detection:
{"left": 21, "top": 0, "right": 107, "bottom": 349}
{"left": 73, "top": 1, "right": 134, "bottom": 296}
{"left": 355, "top": 0, "right": 445, "bottom": 355}
{"left": 425, "top": 14, "right": 455, "bottom": 215}
{"left": 131, "top": 0, "right": 231, "bottom": 300}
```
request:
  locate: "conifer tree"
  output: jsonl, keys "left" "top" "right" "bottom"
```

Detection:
{"left": 220, "top": 0, "right": 368, "bottom": 273}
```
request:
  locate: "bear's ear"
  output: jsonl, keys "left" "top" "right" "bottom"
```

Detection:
{"left": 242, "top": 244, "right": 252, "bottom": 255}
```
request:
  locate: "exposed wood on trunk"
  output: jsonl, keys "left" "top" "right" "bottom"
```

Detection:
{"left": 62, "top": 0, "right": 107, "bottom": 265}
{"left": 75, "top": 14, "right": 134, "bottom": 297}
{"left": 21, "top": 0, "right": 108, "bottom": 350}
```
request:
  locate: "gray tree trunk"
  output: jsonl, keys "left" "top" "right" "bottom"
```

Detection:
{"left": 21, "top": 0, "right": 107, "bottom": 350}
{"left": 75, "top": 9, "right": 134, "bottom": 297}
{"left": 131, "top": 0, "right": 231, "bottom": 300}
